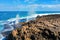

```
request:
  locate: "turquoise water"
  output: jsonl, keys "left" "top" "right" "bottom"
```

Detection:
{"left": 0, "top": 11, "right": 60, "bottom": 20}
{"left": 0, "top": 11, "right": 28, "bottom": 20}
{"left": 0, "top": 11, "right": 60, "bottom": 40}
{"left": 0, "top": 11, "right": 60, "bottom": 32}
{"left": 0, "top": 25, "right": 4, "bottom": 32}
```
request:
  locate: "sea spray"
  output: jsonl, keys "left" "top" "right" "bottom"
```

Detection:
{"left": 26, "top": 10, "right": 37, "bottom": 22}
{"left": 15, "top": 14, "right": 20, "bottom": 24}
{"left": 0, "top": 34, "right": 5, "bottom": 40}
{"left": 0, "top": 13, "right": 60, "bottom": 40}
{"left": 1, "top": 13, "right": 60, "bottom": 32}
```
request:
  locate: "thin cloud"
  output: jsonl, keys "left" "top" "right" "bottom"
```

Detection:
{"left": 17, "top": 4, "right": 60, "bottom": 11}
{"left": 0, "top": 4, "right": 60, "bottom": 11}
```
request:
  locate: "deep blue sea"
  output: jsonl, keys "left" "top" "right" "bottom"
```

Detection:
{"left": 0, "top": 11, "right": 60, "bottom": 20}
{"left": 0, "top": 11, "right": 60, "bottom": 40}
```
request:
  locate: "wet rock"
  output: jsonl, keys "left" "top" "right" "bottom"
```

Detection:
{"left": 7, "top": 14, "right": 60, "bottom": 40}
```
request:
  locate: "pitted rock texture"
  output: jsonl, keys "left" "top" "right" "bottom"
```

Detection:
{"left": 7, "top": 14, "right": 60, "bottom": 40}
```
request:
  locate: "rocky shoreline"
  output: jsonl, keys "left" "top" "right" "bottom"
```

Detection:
{"left": 6, "top": 14, "right": 60, "bottom": 40}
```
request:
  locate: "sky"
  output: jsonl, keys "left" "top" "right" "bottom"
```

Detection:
{"left": 0, "top": 0, "right": 60, "bottom": 11}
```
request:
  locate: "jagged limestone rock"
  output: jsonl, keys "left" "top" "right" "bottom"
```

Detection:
{"left": 7, "top": 14, "right": 60, "bottom": 40}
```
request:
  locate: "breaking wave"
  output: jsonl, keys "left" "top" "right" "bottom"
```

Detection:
{"left": 0, "top": 13, "right": 60, "bottom": 32}
{"left": 0, "top": 13, "right": 60, "bottom": 40}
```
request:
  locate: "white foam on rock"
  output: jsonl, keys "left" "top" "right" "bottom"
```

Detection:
{"left": 0, "top": 13, "right": 60, "bottom": 40}
{"left": 0, "top": 34, "right": 5, "bottom": 40}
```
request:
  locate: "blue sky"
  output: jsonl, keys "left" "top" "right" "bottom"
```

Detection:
{"left": 0, "top": 0, "right": 60, "bottom": 11}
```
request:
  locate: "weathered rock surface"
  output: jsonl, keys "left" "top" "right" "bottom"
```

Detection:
{"left": 7, "top": 14, "right": 60, "bottom": 40}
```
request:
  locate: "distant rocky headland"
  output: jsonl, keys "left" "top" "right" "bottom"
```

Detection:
{"left": 6, "top": 14, "right": 60, "bottom": 40}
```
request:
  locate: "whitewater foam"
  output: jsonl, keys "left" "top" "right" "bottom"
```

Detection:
{"left": 0, "top": 13, "right": 60, "bottom": 40}
{"left": 0, "top": 34, "right": 5, "bottom": 40}
{"left": 0, "top": 13, "right": 60, "bottom": 25}
{"left": 0, "top": 13, "right": 49, "bottom": 33}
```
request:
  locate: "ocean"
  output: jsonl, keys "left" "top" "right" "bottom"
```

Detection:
{"left": 0, "top": 11, "right": 60, "bottom": 20}
{"left": 0, "top": 11, "right": 60, "bottom": 40}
